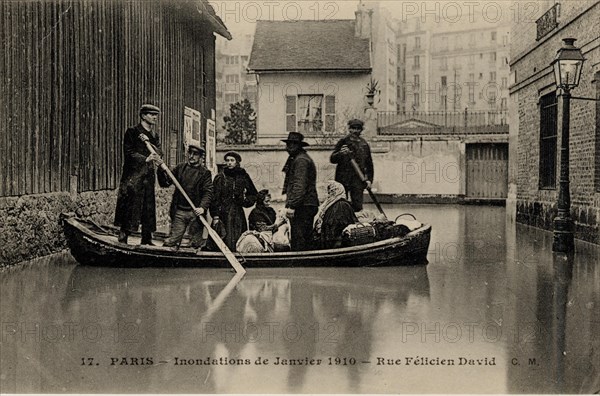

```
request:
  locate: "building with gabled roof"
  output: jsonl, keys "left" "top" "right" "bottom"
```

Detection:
{"left": 248, "top": 17, "right": 377, "bottom": 145}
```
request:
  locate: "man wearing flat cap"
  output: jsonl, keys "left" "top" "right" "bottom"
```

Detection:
{"left": 330, "top": 118, "right": 374, "bottom": 212}
{"left": 281, "top": 132, "right": 319, "bottom": 251}
{"left": 114, "top": 104, "right": 163, "bottom": 244}
{"left": 157, "top": 143, "right": 214, "bottom": 249}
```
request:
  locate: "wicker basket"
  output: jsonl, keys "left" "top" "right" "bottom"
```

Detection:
{"left": 342, "top": 223, "right": 377, "bottom": 246}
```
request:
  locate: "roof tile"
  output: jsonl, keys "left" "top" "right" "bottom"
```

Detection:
{"left": 249, "top": 20, "right": 371, "bottom": 72}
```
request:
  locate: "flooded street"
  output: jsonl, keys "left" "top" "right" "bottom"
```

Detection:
{"left": 1, "top": 205, "right": 598, "bottom": 393}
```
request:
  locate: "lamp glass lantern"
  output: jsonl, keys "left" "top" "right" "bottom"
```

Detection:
{"left": 552, "top": 38, "right": 585, "bottom": 90}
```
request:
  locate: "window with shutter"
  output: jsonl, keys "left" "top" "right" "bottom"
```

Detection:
{"left": 325, "top": 95, "right": 336, "bottom": 132}
{"left": 286, "top": 96, "right": 297, "bottom": 132}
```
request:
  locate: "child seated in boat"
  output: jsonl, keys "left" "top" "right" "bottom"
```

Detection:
{"left": 237, "top": 191, "right": 290, "bottom": 253}
{"left": 313, "top": 181, "right": 358, "bottom": 249}
{"left": 248, "top": 189, "right": 278, "bottom": 233}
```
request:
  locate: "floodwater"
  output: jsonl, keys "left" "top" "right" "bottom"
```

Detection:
{"left": 1, "top": 205, "right": 598, "bottom": 394}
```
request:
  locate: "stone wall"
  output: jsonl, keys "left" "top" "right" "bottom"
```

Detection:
{"left": 0, "top": 188, "right": 173, "bottom": 267}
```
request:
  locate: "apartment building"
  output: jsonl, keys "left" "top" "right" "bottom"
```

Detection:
{"left": 397, "top": 16, "right": 510, "bottom": 117}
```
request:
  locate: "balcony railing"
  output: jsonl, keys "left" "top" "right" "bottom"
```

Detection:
{"left": 377, "top": 109, "right": 508, "bottom": 135}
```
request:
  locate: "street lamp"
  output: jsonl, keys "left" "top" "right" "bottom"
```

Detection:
{"left": 550, "top": 38, "right": 585, "bottom": 253}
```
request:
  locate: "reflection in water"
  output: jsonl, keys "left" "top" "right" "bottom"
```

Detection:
{"left": 1, "top": 205, "right": 599, "bottom": 393}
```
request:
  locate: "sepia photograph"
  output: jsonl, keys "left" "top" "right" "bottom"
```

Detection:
{"left": 0, "top": 0, "right": 599, "bottom": 393}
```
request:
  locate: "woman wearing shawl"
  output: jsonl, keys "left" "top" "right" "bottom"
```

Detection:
{"left": 249, "top": 189, "right": 278, "bottom": 232}
{"left": 210, "top": 151, "right": 258, "bottom": 251}
{"left": 313, "top": 181, "right": 358, "bottom": 249}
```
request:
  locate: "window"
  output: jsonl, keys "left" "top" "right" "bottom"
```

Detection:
{"left": 539, "top": 92, "right": 558, "bottom": 189}
{"left": 287, "top": 94, "right": 336, "bottom": 134}
{"left": 469, "top": 54, "right": 475, "bottom": 66}
{"left": 490, "top": 72, "right": 496, "bottom": 82}
{"left": 413, "top": 92, "right": 420, "bottom": 108}
{"left": 468, "top": 84, "right": 475, "bottom": 103}
{"left": 490, "top": 52, "right": 497, "bottom": 62}
{"left": 441, "top": 36, "right": 448, "bottom": 51}
{"left": 469, "top": 33, "right": 476, "bottom": 46}
{"left": 500, "top": 98, "right": 507, "bottom": 110}
{"left": 414, "top": 55, "right": 420, "bottom": 69}
{"left": 224, "top": 93, "right": 239, "bottom": 103}
{"left": 502, "top": 77, "right": 508, "bottom": 88}
{"left": 491, "top": 32, "right": 497, "bottom": 41}
{"left": 415, "top": 36, "right": 421, "bottom": 49}
{"left": 441, "top": 76, "right": 447, "bottom": 88}
{"left": 414, "top": 74, "right": 420, "bottom": 87}
{"left": 225, "top": 56, "right": 238, "bottom": 65}
{"left": 502, "top": 35, "right": 509, "bottom": 46}
{"left": 441, "top": 57, "right": 448, "bottom": 70}
{"left": 285, "top": 96, "right": 297, "bottom": 132}
{"left": 225, "top": 74, "right": 239, "bottom": 83}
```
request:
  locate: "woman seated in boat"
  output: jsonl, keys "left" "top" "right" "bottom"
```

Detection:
{"left": 313, "top": 181, "right": 358, "bottom": 249}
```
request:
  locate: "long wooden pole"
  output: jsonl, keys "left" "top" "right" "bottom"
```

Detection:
{"left": 140, "top": 135, "right": 246, "bottom": 274}
{"left": 349, "top": 158, "right": 387, "bottom": 219}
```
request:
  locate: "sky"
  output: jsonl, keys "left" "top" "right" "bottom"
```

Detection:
{"left": 209, "top": 0, "right": 520, "bottom": 38}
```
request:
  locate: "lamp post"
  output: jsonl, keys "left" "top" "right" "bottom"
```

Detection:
{"left": 551, "top": 38, "right": 585, "bottom": 253}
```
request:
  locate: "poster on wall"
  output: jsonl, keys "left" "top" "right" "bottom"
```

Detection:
{"left": 183, "top": 106, "right": 202, "bottom": 152}
{"left": 205, "top": 118, "right": 217, "bottom": 175}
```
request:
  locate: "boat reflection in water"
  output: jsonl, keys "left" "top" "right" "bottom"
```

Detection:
{"left": 51, "top": 264, "right": 430, "bottom": 393}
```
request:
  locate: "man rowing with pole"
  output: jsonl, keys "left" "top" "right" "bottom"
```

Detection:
{"left": 114, "top": 104, "right": 163, "bottom": 245}
{"left": 156, "top": 143, "right": 213, "bottom": 250}
{"left": 330, "top": 119, "right": 374, "bottom": 212}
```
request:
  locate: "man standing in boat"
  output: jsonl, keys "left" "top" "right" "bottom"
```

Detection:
{"left": 114, "top": 104, "right": 163, "bottom": 245}
{"left": 157, "top": 143, "right": 213, "bottom": 249}
{"left": 281, "top": 132, "right": 319, "bottom": 251}
{"left": 330, "top": 119, "right": 374, "bottom": 212}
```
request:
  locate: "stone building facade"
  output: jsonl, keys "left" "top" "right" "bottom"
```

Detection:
{"left": 508, "top": 1, "right": 600, "bottom": 244}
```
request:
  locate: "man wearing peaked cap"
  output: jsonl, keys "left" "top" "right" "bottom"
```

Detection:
{"left": 281, "top": 131, "right": 319, "bottom": 251}
{"left": 330, "top": 118, "right": 374, "bottom": 212}
{"left": 157, "top": 141, "right": 213, "bottom": 250}
{"left": 114, "top": 103, "right": 163, "bottom": 245}
{"left": 140, "top": 104, "right": 161, "bottom": 115}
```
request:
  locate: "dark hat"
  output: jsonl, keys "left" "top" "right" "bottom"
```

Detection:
{"left": 281, "top": 131, "right": 309, "bottom": 146}
{"left": 140, "top": 104, "right": 161, "bottom": 114}
{"left": 224, "top": 151, "right": 242, "bottom": 163}
{"left": 257, "top": 189, "right": 271, "bottom": 203}
{"left": 347, "top": 118, "right": 364, "bottom": 129}
{"left": 187, "top": 142, "right": 205, "bottom": 155}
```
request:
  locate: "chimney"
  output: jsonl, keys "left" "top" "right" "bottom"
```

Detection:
{"left": 354, "top": 1, "right": 372, "bottom": 39}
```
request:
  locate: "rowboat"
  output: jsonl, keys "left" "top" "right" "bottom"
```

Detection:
{"left": 61, "top": 213, "right": 431, "bottom": 268}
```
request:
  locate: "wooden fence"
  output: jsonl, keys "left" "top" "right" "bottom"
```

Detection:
{"left": 0, "top": 0, "right": 217, "bottom": 197}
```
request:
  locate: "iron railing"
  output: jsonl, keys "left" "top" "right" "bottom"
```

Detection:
{"left": 377, "top": 109, "right": 508, "bottom": 135}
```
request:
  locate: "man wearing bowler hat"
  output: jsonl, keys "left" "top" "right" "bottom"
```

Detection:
{"left": 114, "top": 104, "right": 163, "bottom": 245}
{"left": 330, "top": 118, "right": 374, "bottom": 212}
{"left": 157, "top": 143, "right": 213, "bottom": 249}
{"left": 281, "top": 132, "right": 319, "bottom": 251}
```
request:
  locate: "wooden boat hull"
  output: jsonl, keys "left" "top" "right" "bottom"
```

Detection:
{"left": 61, "top": 214, "right": 431, "bottom": 268}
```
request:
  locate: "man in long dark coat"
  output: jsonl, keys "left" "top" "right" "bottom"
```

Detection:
{"left": 281, "top": 132, "right": 319, "bottom": 251}
{"left": 330, "top": 119, "right": 374, "bottom": 212}
{"left": 114, "top": 104, "right": 163, "bottom": 244}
